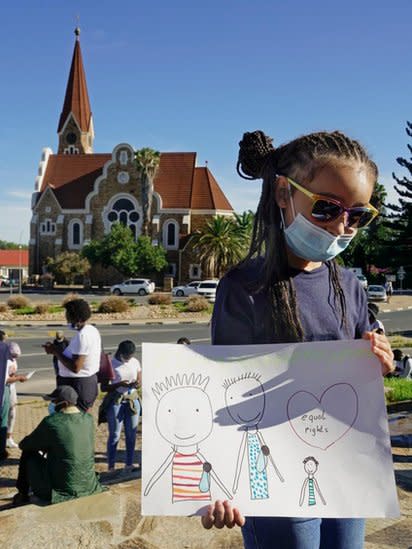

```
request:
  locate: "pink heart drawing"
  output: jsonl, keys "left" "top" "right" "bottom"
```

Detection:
{"left": 287, "top": 383, "right": 358, "bottom": 450}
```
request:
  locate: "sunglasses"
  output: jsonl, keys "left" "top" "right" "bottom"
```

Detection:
{"left": 285, "top": 177, "right": 379, "bottom": 229}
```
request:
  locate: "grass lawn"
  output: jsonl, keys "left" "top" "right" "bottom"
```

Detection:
{"left": 384, "top": 377, "right": 412, "bottom": 402}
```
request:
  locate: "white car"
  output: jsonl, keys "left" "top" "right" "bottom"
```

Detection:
{"left": 196, "top": 280, "right": 219, "bottom": 302}
{"left": 172, "top": 281, "right": 201, "bottom": 297}
{"left": 367, "top": 285, "right": 387, "bottom": 302}
{"left": 110, "top": 278, "right": 155, "bottom": 296}
{"left": 356, "top": 274, "right": 368, "bottom": 290}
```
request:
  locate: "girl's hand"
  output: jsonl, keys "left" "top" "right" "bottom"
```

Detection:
{"left": 201, "top": 500, "right": 245, "bottom": 530}
{"left": 362, "top": 331, "right": 395, "bottom": 376}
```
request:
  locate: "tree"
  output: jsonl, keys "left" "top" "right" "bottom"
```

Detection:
{"left": 191, "top": 215, "right": 245, "bottom": 278}
{"left": 82, "top": 223, "right": 167, "bottom": 278}
{"left": 47, "top": 252, "right": 90, "bottom": 285}
{"left": 384, "top": 121, "right": 412, "bottom": 285}
{"left": 233, "top": 210, "right": 254, "bottom": 255}
{"left": 135, "top": 148, "right": 161, "bottom": 236}
{"left": 0, "top": 240, "right": 28, "bottom": 249}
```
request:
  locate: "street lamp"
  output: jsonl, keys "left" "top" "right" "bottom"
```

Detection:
{"left": 18, "top": 244, "right": 22, "bottom": 294}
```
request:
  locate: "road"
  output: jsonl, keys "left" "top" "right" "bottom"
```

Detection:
{"left": 10, "top": 323, "right": 211, "bottom": 399}
{"left": 7, "top": 307, "right": 412, "bottom": 399}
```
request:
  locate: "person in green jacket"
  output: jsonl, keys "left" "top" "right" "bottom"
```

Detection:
{"left": 12, "top": 385, "right": 104, "bottom": 506}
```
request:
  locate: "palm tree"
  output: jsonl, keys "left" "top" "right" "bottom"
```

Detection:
{"left": 192, "top": 216, "right": 244, "bottom": 278}
{"left": 233, "top": 210, "right": 254, "bottom": 254}
{"left": 135, "top": 148, "right": 161, "bottom": 236}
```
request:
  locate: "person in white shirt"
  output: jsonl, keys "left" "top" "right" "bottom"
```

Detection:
{"left": 101, "top": 340, "right": 141, "bottom": 473}
{"left": 393, "top": 349, "right": 412, "bottom": 380}
{"left": 44, "top": 299, "right": 101, "bottom": 411}
{"left": 6, "top": 342, "right": 27, "bottom": 448}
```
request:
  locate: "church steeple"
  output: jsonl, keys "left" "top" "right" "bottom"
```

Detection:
{"left": 57, "top": 28, "right": 94, "bottom": 154}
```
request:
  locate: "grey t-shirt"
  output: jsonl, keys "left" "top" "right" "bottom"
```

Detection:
{"left": 212, "top": 259, "right": 369, "bottom": 345}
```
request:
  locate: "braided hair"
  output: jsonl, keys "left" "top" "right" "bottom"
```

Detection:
{"left": 236, "top": 130, "right": 378, "bottom": 343}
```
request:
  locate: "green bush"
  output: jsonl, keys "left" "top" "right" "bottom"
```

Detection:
{"left": 384, "top": 378, "right": 412, "bottom": 402}
{"left": 185, "top": 295, "right": 210, "bottom": 312}
{"left": 148, "top": 293, "right": 172, "bottom": 305}
{"left": 7, "top": 295, "right": 31, "bottom": 309}
{"left": 98, "top": 296, "right": 129, "bottom": 314}
{"left": 34, "top": 302, "right": 51, "bottom": 315}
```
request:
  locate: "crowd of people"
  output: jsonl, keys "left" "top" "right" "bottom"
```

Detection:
{"left": 0, "top": 298, "right": 147, "bottom": 507}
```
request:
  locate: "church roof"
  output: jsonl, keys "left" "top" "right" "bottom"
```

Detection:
{"left": 39, "top": 152, "right": 233, "bottom": 211}
{"left": 57, "top": 31, "right": 92, "bottom": 133}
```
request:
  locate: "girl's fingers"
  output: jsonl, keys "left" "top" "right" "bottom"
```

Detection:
{"left": 222, "top": 500, "right": 235, "bottom": 528}
{"left": 362, "top": 331, "right": 395, "bottom": 376}
{"left": 233, "top": 507, "right": 246, "bottom": 527}
{"left": 201, "top": 504, "right": 215, "bottom": 530}
{"left": 213, "top": 500, "right": 226, "bottom": 529}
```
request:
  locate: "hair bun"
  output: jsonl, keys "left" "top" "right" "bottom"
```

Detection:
{"left": 237, "top": 130, "right": 275, "bottom": 180}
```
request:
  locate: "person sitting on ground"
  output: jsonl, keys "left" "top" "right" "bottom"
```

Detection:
{"left": 6, "top": 342, "right": 27, "bottom": 449}
{"left": 43, "top": 299, "right": 101, "bottom": 412}
{"left": 12, "top": 385, "right": 104, "bottom": 506}
{"left": 100, "top": 340, "right": 141, "bottom": 473}
{"left": 393, "top": 349, "right": 412, "bottom": 380}
{"left": 51, "top": 330, "right": 69, "bottom": 378}
{"left": 368, "top": 303, "right": 385, "bottom": 334}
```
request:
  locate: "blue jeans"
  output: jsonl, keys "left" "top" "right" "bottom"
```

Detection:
{"left": 106, "top": 398, "right": 140, "bottom": 468}
{"left": 242, "top": 517, "right": 365, "bottom": 549}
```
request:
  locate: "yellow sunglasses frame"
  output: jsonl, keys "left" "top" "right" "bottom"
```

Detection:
{"left": 285, "top": 177, "right": 379, "bottom": 228}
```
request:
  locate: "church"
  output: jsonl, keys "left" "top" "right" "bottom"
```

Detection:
{"left": 29, "top": 29, "right": 233, "bottom": 285}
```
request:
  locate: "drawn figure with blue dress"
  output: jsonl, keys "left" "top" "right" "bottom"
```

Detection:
{"left": 223, "top": 372, "right": 284, "bottom": 500}
{"left": 299, "top": 456, "right": 326, "bottom": 507}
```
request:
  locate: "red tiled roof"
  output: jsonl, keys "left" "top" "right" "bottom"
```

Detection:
{"left": 40, "top": 154, "right": 111, "bottom": 209}
{"left": 0, "top": 250, "right": 29, "bottom": 267}
{"left": 191, "top": 167, "right": 233, "bottom": 210}
{"left": 38, "top": 152, "right": 233, "bottom": 211}
{"left": 57, "top": 37, "right": 92, "bottom": 133}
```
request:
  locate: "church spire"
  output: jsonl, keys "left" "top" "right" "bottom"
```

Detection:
{"left": 57, "top": 28, "right": 94, "bottom": 154}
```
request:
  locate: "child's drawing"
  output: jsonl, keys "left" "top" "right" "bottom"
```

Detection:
{"left": 299, "top": 456, "right": 326, "bottom": 507}
{"left": 144, "top": 373, "right": 232, "bottom": 503}
{"left": 287, "top": 383, "right": 358, "bottom": 450}
{"left": 224, "top": 372, "right": 284, "bottom": 500}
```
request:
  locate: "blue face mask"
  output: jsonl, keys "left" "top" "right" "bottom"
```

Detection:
{"left": 48, "top": 402, "right": 56, "bottom": 415}
{"left": 283, "top": 212, "right": 355, "bottom": 262}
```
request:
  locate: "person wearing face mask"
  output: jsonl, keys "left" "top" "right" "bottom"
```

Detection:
{"left": 43, "top": 299, "right": 101, "bottom": 412}
{"left": 12, "top": 385, "right": 103, "bottom": 507}
{"left": 100, "top": 340, "right": 141, "bottom": 473}
{"left": 201, "top": 130, "right": 395, "bottom": 549}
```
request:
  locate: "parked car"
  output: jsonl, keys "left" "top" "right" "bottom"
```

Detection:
{"left": 0, "top": 276, "right": 10, "bottom": 287}
{"left": 110, "top": 278, "right": 155, "bottom": 296}
{"left": 367, "top": 285, "right": 387, "bottom": 302}
{"left": 196, "top": 280, "right": 219, "bottom": 302}
{"left": 356, "top": 274, "right": 368, "bottom": 290}
{"left": 172, "top": 281, "right": 201, "bottom": 297}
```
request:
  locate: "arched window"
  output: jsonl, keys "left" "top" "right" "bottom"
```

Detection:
{"left": 162, "top": 219, "right": 179, "bottom": 250}
{"left": 68, "top": 219, "right": 83, "bottom": 249}
{"left": 105, "top": 196, "right": 142, "bottom": 240}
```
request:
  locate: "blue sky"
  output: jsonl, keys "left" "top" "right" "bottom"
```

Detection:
{"left": 1, "top": 0, "right": 411, "bottom": 243}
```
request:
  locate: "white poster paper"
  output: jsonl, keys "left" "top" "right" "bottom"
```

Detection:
{"left": 141, "top": 340, "right": 399, "bottom": 518}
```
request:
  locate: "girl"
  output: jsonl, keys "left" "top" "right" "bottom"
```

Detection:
{"left": 101, "top": 340, "right": 141, "bottom": 473}
{"left": 201, "top": 130, "right": 394, "bottom": 548}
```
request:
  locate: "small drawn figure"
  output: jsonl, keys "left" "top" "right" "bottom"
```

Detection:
{"left": 299, "top": 456, "right": 326, "bottom": 507}
{"left": 144, "top": 373, "right": 232, "bottom": 503}
{"left": 224, "top": 373, "right": 284, "bottom": 500}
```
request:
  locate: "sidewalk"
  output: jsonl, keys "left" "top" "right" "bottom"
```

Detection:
{"left": 0, "top": 399, "right": 410, "bottom": 548}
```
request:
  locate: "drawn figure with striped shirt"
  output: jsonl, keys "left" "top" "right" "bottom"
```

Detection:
{"left": 224, "top": 373, "right": 284, "bottom": 500}
{"left": 144, "top": 373, "right": 232, "bottom": 503}
{"left": 299, "top": 456, "right": 326, "bottom": 507}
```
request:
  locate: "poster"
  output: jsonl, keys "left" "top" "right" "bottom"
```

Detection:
{"left": 141, "top": 340, "right": 399, "bottom": 518}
